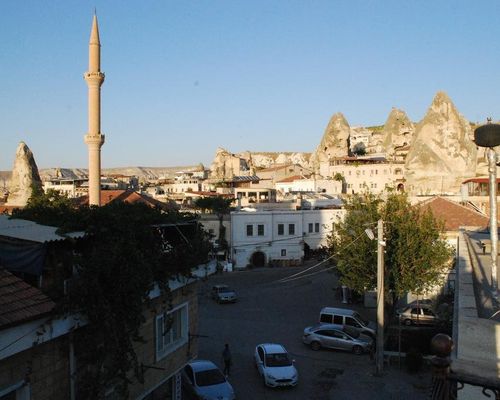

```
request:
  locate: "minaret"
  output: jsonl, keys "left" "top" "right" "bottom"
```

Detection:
{"left": 84, "top": 14, "right": 105, "bottom": 206}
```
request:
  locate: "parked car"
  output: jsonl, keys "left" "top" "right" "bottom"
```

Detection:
{"left": 397, "top": 305, "right": 439, "bottom": 326}
{"left": 211, "top": 284, "right": 237, "bottom": 303}
{"left": 254, "top": 343, "right": 298, "bottom": 387}
{"left": 182, "top": 359, "right": 236, "bottom": 400}
{"left": 319, "top": 307, "right": 376, "bottom": 338}
{"left": 302, "top": 323, "right": 373, "bottom": 354}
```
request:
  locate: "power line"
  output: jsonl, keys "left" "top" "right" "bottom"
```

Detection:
{"left": 271, "top": 230, "right": 368, "bottom": 285}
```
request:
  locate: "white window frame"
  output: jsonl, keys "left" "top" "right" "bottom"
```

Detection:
{"left": 156, "top": 302, "right": 189, "bottom": 361}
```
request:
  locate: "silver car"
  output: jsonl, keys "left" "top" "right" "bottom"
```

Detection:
{"left": 182, "top": 360, "right": 236, "bottom": 400}
{"left": 211, "top": 284, "right": 238, "bottom": 303}
{"left": 302, "top": 324, "right": 372, "bottom": 355}
{"left": 397, "top": 306, "right": 438, "bottom": 326}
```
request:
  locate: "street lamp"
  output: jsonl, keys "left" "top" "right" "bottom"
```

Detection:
{"left": 474, "top": 122, "right": 500, "bottom": 298}
{"left": 366, "top": 219, "right": 385, "bottom": 375}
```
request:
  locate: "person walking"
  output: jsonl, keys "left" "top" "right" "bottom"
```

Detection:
{"left": 222, "top": 343, "right": 232, "bottom": 377}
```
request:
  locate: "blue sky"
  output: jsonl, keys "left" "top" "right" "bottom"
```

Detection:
{"left": 1, "top": 1, "right": 500, "bottom": 170}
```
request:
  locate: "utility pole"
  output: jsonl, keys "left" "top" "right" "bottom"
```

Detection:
{"left": 376, "top": 219, "right": 385, "bottom": 375}
{"left": 488, "top": 147, "right": 498, "bottom": 298}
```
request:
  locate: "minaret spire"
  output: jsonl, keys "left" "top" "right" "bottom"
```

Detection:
{"left": 84, "top": 14, "right": 105, "bottom": 206}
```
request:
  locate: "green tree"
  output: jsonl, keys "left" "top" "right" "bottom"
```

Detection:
{"left": 327, "top": 192, "right": 452, "bottom": 302}
{"left": 13, "top": 199, "right": 210, "bottom": 398}
{"left": 194, "top": 196, "right": 233, "bottom": 249}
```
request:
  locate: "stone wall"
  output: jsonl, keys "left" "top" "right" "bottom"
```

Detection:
{"left": 128, "top": 280, "right": 199, "bottom": 399}
{"left": 0, "top": 335, "right": 70, "bottom": 400}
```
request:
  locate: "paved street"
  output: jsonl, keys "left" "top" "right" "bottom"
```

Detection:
{"left": 195, "top": 265, "right": 431, "bottom": 400}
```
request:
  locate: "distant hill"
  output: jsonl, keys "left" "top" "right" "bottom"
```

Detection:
{"left": 0, "top": 165, "right": 200, "bottom": 189}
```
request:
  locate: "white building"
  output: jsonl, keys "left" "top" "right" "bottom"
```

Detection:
{"left": 275, "top": 176, "right": 342, "bottom": 196}
{"left": 230, "top": 209, "right": 345, "bottom": 269}
{"left": 43, "top": 177, "right": 88, "bottom": 198}
{"left": 321, "top": 157, "right": 405, "bottom": 194}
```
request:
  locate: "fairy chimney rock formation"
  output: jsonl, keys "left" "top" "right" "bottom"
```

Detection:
{"left": 381, "top": 108, "right": 415, "bottom": 157}
{"left": 6, "top": 142, "right": 42, "bottom": 207}
{"left": 312, "top": 113, "right": 351, "bottom": 171}
{"left": 405, "top": 91, "right": 477, "bottom": 195}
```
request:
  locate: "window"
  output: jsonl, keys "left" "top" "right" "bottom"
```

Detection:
{"left": 257, "top": 224, "right": 265, "bottom": 236}
{"left": 345, "top": 317, "right": 361, "bottom": 328}
{"left": 246, "top": 225, "right": 253, "bottom": 236}
{"left": 281, "top": 249, "right": 286, "bottom": 257}
{"left": 277, "top": 224, "right": 284, "bottom": 235}
{"left": 320, "top": 314, "right": 332, "bottom": 323}
{"left": 333, "top": 315, "right": 343, "bottom": 324}
{"left": 308, "top": 223, "right": 313, "bottom": 233}
{"left": 288, "top": 224, "right": 295, "bottom": 235}
{"left": 315, "top": 223, "right": 320, "bottom": 233}
{"left": 156, "top": 303, "right": 188, "bottom": 361}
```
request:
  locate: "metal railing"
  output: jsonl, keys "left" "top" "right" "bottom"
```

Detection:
{"left": 430, "top": 334, "right": 500, "bottom": 400}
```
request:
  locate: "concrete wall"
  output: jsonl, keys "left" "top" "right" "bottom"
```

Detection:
{"left": 455, "top": 231, "right": 500, "bottom": 399}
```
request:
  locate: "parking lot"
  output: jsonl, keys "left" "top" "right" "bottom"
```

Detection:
{"left": 195, "top": 265, "right": 431, "bottom": 400}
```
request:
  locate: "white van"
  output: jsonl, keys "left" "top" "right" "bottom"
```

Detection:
{"left": 319, "top": 307, "right": 376, "bottom": 338}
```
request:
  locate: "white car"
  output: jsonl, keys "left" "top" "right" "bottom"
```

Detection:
{"left": 181, "top": 360, "right": 236, "bottom": 400}
{"left": 254, "top": 343, "right": 298, "bottom": 387}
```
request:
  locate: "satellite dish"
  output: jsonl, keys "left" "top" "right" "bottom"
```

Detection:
{"left": 474, "top": 124, "right": 500, "bottom": 148}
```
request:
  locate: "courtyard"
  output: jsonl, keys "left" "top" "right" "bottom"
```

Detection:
{"left": 194, "top": 265, "right": 431, "bottom": 400}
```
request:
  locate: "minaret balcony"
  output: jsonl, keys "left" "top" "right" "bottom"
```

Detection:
{"left": 84, "top": 71, "right": 105, "bottom": 82}
{"left": 84, "top": 134, "right": 105, "bottom": 146}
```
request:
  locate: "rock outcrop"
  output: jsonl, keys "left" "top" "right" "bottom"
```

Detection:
{"left": 405, "top": 92, "right": 477, "bottom": 195}
{"left": 311, "top": 113, "right": 351, "bottom": 171}
{"left": 380, "top": 108, "right": 415, "bottom": 158}
{"left": 6, "top": 142, "right": 42, "bottom": 207}
{"left": 209, "top": 147, "right": 312, "bottom": 179}
{"left": 209, "top": 148, "right": 251, "bottom": 179}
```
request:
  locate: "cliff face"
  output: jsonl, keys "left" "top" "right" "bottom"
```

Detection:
{"left": 405, "top": 92, "right": 477, "bottom": 194}
{"left": 6, "top": 142, "right": 42, "bottom": 207}
{"left": 380, "top": 108, "right": 415, "bottom": 157}
{"left": 310, "top": 112, "right": 351, "bottom": 171}
{"left": 209, "top": 147, "right": 312, "bottom": 179}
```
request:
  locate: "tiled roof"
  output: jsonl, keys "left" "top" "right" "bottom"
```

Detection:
{"left": 75, "top": 190, "right": 177, "bottom": 210}
{"left": 417, "top": 196, "right": 490, "bottom": 231}
{"left": 0, "top": 205, "right": 17, "bottom": 215}
{"left": 462, "top": 177, "right": 500, "bottom": 184}
{"left": 0, "top": 268, "right": 55, "bottom": 329}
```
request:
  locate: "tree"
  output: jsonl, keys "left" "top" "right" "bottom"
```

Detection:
{"left": 194, "top": 196, "right": 233, "bottom": 249}
{"left": 327, "top": 192, "right": 452, "bottom": 302}
{"left": 12, "top": 199, "right": 211, "bottom": 398}
{"left": 352, "top": 142, "right": 366, "bottom": 156}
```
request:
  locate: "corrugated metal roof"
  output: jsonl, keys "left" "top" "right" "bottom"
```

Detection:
{"left": 0, "top": 215, "right": 85, "bottom": 243}
{"left": 231, "top": 176, "right": 260, "bottom": 182}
